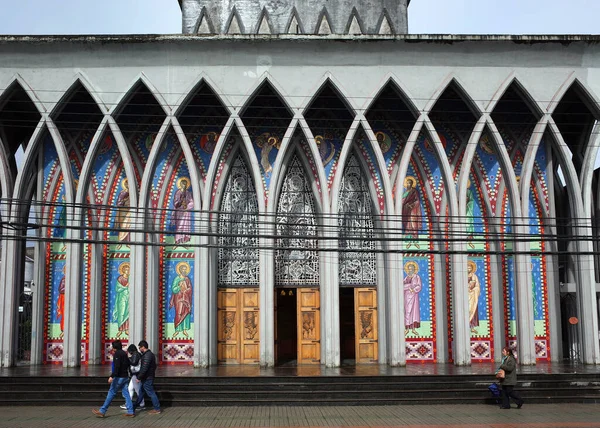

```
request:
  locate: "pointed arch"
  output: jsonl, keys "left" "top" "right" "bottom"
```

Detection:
{"left": 423, "top": 76, "right": 482, "bottom": 118}
{"left": 345, "top": 7, "right": 364, "bottom": 35}
{"left": 486, "top": 74, "right": 544, "bottom": 119}
{"left": 285, "top": 7, "right": 304, "bottom": 34}
{"left": 376, "top": 9, "right": 395, "bottom": 35}
{"left": 173, "top": 75, "right": 234, "bottom": 118}
{"left": 193, "top": 6, "right": 215, "bottom": 34}
{"left": 274, "top": 152, "right": 321, "bottom": 287}
{"left": 300, "top": 74, "right": 358, "bottom": 115}
{"left": 315, "top": 7, "right": 333, "bottom": 34}
{"left": 109, "top": 74, "right": 170, "bottom": 117}
{"left": 0, "top": 78, "right": 44, "bottom": 201}
{"left": 336, "top": 151, "right": 378, "bottom": 286}
{"left": 225, "top": 6, "right": 244, "bottom": 34}
{"left": 215, "top": 151, "right": 261, "bottom": 287}
{"left": 255, "top": 7, "right": 274, "bottom": 34}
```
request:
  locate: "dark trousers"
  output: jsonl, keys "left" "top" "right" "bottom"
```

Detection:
{"left": 134, "top": 378, "right": 161, "bottom": 410}
{"left": 501, "top": 385, "right": 523, "bottom": 408}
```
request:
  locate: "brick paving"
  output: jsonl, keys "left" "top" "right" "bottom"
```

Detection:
{"left": 0, "top": 403, "right": 599, "bottom": 428}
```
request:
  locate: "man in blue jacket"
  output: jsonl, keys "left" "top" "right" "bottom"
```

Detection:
{"left": 92, "top": 340, "right": 135, "bottom": 418}
{"left": 134, "top": 340, "right": 162, "bottom": 414}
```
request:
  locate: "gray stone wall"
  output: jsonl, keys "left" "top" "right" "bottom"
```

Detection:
{"left": 181, "top": 0, "right": 409, "bottom": 35}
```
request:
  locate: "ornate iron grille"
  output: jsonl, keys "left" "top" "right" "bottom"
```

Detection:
{"left": 275, "top": 155, "right": 319, "bottom": 286}
{"left": 338, "top": 155, "right": 376, "bottom": 286}
{"left": 218, "top": 155, "right": 260, "bottom": 286}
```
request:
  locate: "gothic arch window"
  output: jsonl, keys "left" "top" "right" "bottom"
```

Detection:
{"left": 338, "top": 154, "right": 376, "bottom": 286}
{"left": 218, "top": 154, "right": 259, "bottom": 286}
{"left": 275, "top": 155, "right": 319, "bottom": 286}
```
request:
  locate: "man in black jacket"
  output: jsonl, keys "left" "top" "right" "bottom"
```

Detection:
{"left": 134, "top": 340, "right": 162, "bottom": 414}
{"left": 92, "top": 340, "right": 135, "bottom": 418}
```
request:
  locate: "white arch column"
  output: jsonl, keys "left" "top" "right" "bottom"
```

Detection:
{"left": 195, "top": 211, "right": 210, "bottom": 367}
{"left": 450, "top": 222, "right": 471, "bottom": 366}
{"left": 0, "top": 227, "right": 19, "bottom": 367}
{"left": 321, "top": 214, "right": 339, "bottom": 367}
{"left": 129, "top": 219, "right": 145, "bottom": 350}
{"left": 259, "top": 211, "right": 275, "bottom": 367}
{"left": 63, "top": 205, "right": 82, "bottom": 367}
{"left": 387, "top": 218, "right": 405, "bottom": 366}
{"left": 574, "top": 217, "right": 600, "bottom": 364}
{"left": 512, "top": 218, "right": 536, "bottom": 365}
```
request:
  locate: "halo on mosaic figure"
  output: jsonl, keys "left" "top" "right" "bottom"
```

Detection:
{"left": 404, "top": 261, "right": 419, "bottom": 274}
{"left": 121, "top": 178, "right": 128, "bottom": 190}
{"left": 118, "top": 261, "right": 130, "bottom": 275}
{"left": 268, "top": 136, "right": 280, "bottom": 149}
{"left": 375, "top": 131, "right": 391, "bottom": 153}
{"left": 480, "top": 134, "right": 495, "bottom": 154}
{"left": 404, "top": 176, "right": 417, "bottom": 189}
{"left": 467, "top": 260, "right": 477, "bottom": 273}
{"left": 177, "top": 176, "right": 191, "bottom": 189}
{"left": 176, "top": 261, "right": 191, "bottom": 276}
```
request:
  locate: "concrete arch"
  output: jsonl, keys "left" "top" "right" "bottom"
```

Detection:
{"left": 172, "top": 74, "right": 235, "bottom": 118}
{"left": 299, "top": 73, "right": 358, "bottom": 116}
{"left": 69, "top": 71, "right": 109, "bottom": 113}
{"left": 422, "top": 75, "right": 482, "bottom": 118}
{"left": 485, "top": 73, "right": 545, "bottom": 119}
{"left": 108, "top": 73, "right": 171, "bottom": 117}
{"left": 361, "top": 73, "right": 421, "bottom": 120}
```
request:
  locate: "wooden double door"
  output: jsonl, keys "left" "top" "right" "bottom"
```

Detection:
{"left": 217, "top": 288, "right": 260, "bottom": 364}
{"left": 217, "top": 287, "right": 377, "bottom": 365}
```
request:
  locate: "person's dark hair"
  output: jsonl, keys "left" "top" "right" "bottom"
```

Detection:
{"left": 138, "top": 340, "right": 149, "bottom": 349}
{"left": 127, "top": 344, "right": 138, "bottom": 354}
{"left": 112, "top": 340, "right": 122, "bottom": 350}
{"left": 503, "top": 346, "right": 514, "bottom": 357}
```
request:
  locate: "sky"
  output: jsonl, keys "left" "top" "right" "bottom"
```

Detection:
{"left": 1, "top": 0, "right": 600, "bottom": 35}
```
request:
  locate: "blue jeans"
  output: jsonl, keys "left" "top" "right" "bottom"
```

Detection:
{"left": 100, "top": 377, "right": 134, "bottom": 415}
{"left": 135, "top": 378, "right": 161, "bottom": 410}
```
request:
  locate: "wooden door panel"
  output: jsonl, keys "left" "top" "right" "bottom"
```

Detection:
{"left": 218, "top": 288, "right": 260, "bottom": 364}
{"left": 297, "top": 288, "right": 320, "bottom": 364}
{"left": 355, "top": 288, "right": 378, "bottom": 363}
{"left": 241, "top": 288, "right": 259, "bottom": 364}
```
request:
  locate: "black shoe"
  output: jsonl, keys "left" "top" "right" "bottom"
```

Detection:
{"left": 500, "top": 406, "right": 511, "bottom": 409}
{"left": 517, "top": 401, "right": 524, "bottom": 409}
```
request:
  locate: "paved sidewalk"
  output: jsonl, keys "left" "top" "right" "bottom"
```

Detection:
{"left": 1, "top": 403, "right": 599, "bottom": 428}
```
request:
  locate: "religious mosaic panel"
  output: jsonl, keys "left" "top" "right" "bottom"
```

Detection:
{"left": 155, "top": 133, "right": 195, "bottom": 363}
{"left": 501, "top": 138, "right": 550, "bottom": 361}
{"left": 42, "top": 133, "right": 91, "bottom": 363}
{"left": 402, "top": 153, "right": 436, "bottom": 361}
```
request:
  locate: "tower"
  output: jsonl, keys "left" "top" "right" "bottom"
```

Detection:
{"left": 179, "top": 0, "right": 410, "bottom": 35}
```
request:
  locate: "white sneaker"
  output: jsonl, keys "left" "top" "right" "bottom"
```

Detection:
{"left": 137, "top": 405, "right": 146, "bottom": 410}
{"left": 119, "top": 404, "right": 127, "bottom": 410}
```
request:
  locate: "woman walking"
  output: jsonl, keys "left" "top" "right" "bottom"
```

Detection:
{"left": 497, "top": 346, "right": 524, "bottom": 409}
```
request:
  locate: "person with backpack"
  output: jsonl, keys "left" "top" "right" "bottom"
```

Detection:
{"left": 120, "top": 344, "right": 145, "bottom": 410}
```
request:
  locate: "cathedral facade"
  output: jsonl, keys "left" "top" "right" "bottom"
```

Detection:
{"left": 0, "top": 1, "right": 599, "bottom": 368}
